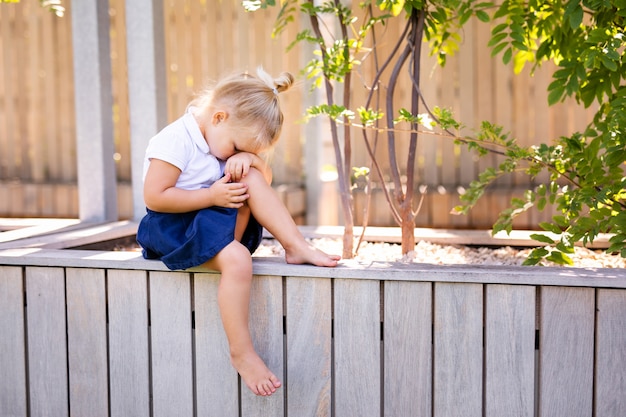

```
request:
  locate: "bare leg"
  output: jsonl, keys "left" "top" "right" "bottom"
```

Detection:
{"left": 234, "top": 204, "right": 251, "bottom": 241}
{"left": 203, "top": 241, "right": 281, "bottom": 396}
{"left": 241, "top": 168, "right": 341, "bottom": 266}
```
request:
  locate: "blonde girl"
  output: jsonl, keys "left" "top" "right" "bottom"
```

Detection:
{"left": 137, "top": 68, "right": 340, "bottom": 396}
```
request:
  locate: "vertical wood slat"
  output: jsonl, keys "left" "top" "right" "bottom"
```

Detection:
{"left": 485, "top": 284, "right": 535, "bottom": 417}
{"left": 334, "top": 278, "right": 381, "bottom": 417}
{"left": 149, "top": 271, "right": 194, "bottom": 417}
{"left": 241, "top": 275, "right": 285, "bottom": 416}
{"left": 384, "top": 281, "right": 432, "bottom": 417}
{"left": 194, "top": 272, "right": 240, "bottom": 417}
{"left": 0, "top": 266, "right": 27, "bottom": 417}
{"left": 25, "top": 266, "right": 69, "bottom": 417}
{"left": 66, "top": 268, "right": 109, "bottom": 417}
{"left": 108, "top": 269, "right": 150, "bottom": 417}
{"left": 595, "top": 289, "right": 626, "bottom": 417}
{"left": 434, "top": 282, "right": 483, "bottom": 417}
{"left": 286, "top": 276, "right": 332, "bottom": 417}
{"left": 539, "top": 286, "right": 595, "bottom": 417}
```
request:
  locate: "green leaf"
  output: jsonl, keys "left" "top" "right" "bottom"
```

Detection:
{"left": 546, "top": 251, "right": 574, "bottom": 266}
{"left": 488, "top": 33, "right": 508, "bottom": 47}
{"left": 600, "top": 55, "right": 618, "bottom": 72}
{"left": 568, "top": 5, "right": 583, "bottom": 30}
{"left": 491, "top": 42, "right": 509, "bottom": 56}
{"left": 539, "top": 222, "right": 563, "bottom": 234}
{"left": 503, "top": 47, "right": 513, "bottom": 64}
{"left": 547, "top": 86, "right": 565, "bottom": 105}
{"left": 530, "top": 233, "right": 555, "bottom": 244}
{"left": 556, "top": 241, "right": 575, "bottom": 254}
{"left": 476, "top": 10, "right": 490, "bottom": 22}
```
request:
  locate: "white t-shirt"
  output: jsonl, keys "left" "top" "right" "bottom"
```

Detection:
{"left": 143, "top": 108, "right": 226, "bottom": 190}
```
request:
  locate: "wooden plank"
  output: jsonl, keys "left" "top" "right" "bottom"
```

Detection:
{"left": 193, "top": 272, "right": 239, "bottom": 417}
{"left": 26, "top": 10, "right": 42, "bottom": 182}
{"left": 595, "top": 289, "right": 626, "bottom": 417}
{"left": 334, "top": 278, "right": 381, "bottom": 417}
{"left": 241, "top": 275, "right": 285, "bottom": 416}
{"left": 539, "top": 286, "right": 594, "bottom": 417}
{"left": 66, "top": 268, "right": 109, "bottom": 417}
{"left": 2, "top": 3, "right": 19, "bottom": 179}
{"left": 110, "top": 0, "right": 131, "bottom": 183}
{"left": 286, "top": 276, "right": 332, "bottom": 417}
{"left": 56, "top": 0, "right": 76, "bottom": 182}
{"left": 108, "top": 269, "right": 150, "bottom": 417}
{"left": 457, "top": 19, "right": 477, "bottom": 185}
{"left": 433, "top": 282, "right": 483, "bottom": 417}
{"left": 485, "top": 284, "right": 535, "bottom": 417}
{"left": 0, "top": 266, "right": 27, "bottom": 417}
{"left": 0, "top": 5, "right": 8, "bottom": 181}
{"left": 25, "top": 266, "right": 69, "bottom": 417}
{"left": 384, "top": 281, "right": 432, "bottom": 417}
{"left": 149, "top": 271, "right": 194, "bottom": 417}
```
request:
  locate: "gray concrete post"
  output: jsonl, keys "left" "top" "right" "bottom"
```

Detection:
{"left": 125, "top": 0, "right": 168, "bottom": 222}
{"left": 71, "top": 0, "right": 118, "bottom": 222}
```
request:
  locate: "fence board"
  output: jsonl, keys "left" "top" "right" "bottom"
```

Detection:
{"left": 0, "top": 266, "right": 27, "bottom": 417}
{"left": 434, "top": 282, "right": 483, "bottom": 417}
{"left": 107, "top": 269, "right": 150, "bottom": 417}
{"left": 334, "top": 278, "right": 381, "bottom": 417}
{"left": 149, "top": 270, "right": 194, "bottom": 417}
{"left": 241, "top": 274, "right": 285, "bottom": 416}
{"left": 539, "top": 286, "right": 594, "bottom": 417}
{"left": 595, "top": 288, "right": 626, "bottom": 417}
{"left": 485, "top": 284, "right": 535, "bottom": 417}
{"left": 66, "top": 268, "right": 109, "bottom": 417}
{"left": 286, "top": 276, "right": 332, "bottom": 417}
{"left": 193, "top": 272, "right": 240, "bottom": 417}
{"left": 383, "top": 281, "right": 432, "bottom": 417}
{"left": 25, "top": 266, "right": 69, "bottom": 417}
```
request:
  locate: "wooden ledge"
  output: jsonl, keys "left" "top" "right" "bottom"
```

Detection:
{"left": 0, "top": 247, "right": 624, "bottom": 289}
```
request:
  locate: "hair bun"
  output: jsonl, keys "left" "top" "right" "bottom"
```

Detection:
{"left": 273, "top": 71, "right": 294, "bottom": 93}
{"left": 256, "top": 67, "right": 294, "bottom": 94}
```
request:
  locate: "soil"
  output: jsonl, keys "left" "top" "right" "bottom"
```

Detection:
{"left": 253, "top": 238, "right": 626, "bottom": 268}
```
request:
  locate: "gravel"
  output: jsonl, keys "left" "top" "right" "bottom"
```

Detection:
{"left": 253, "top": 238, "right": 626, "bottom": 269}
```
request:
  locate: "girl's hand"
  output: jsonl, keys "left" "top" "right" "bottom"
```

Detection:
{"left": 224, "top": 152, "right": 254, "bottom": 182}
{"left": 209, "top": 173, "right": 249, "bottom": 208}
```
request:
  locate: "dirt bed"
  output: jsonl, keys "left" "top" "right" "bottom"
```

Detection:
{"left": 253, "top": 238, "right": 626, "bottom": 269}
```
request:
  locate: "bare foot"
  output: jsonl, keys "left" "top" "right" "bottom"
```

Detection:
{"left": 232, "top": 351, "right": 282, "bottom": 396}
{"left": 284, "top": 241, "right": 341, "bottom": 267}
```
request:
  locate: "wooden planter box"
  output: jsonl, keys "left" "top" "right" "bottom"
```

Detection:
{"left": 1, "top": 222, "right": 625, "bottom": 416}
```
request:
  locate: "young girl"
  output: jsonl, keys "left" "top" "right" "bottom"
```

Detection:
{"left": 137, "top": 68, "right": 341, "bottom": 397}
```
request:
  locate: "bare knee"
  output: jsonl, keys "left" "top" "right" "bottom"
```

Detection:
{"left": 210, "top": 241, "right": 253, "bottom": 277}
{"left": 242, "top": 167, "right": 271, "bottom": 187}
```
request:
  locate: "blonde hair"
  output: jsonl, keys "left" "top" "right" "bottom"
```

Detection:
{"left": 190, "top": 67, "right": 295, "bottom": 149}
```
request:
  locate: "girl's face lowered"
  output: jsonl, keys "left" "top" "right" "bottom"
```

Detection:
{"left": 205, "top": 111, "right": 266, "bottom": 160}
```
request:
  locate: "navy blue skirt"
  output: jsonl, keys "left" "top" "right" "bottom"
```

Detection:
{"left": 137, "top": 207, "right": 263, "bottom": 270}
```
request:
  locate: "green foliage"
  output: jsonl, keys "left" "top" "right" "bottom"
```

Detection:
{"left": 246, "top": 0, "right": 626, "bottom": 264}
{"left": 422, "top": 0, "right": 494, "bottom": 66}
{"left": 459, "top": 0, "right": 626, "bottom": 264}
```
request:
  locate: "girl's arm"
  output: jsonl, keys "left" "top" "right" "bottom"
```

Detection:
{"left": 144, "top": 159, "right": 249, "bottom": 213}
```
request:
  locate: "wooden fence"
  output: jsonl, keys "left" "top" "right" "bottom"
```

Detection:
{"left": 0, "top": 0, "right": 597, "bottom": 228}
{"left": 0, "top": 249, "right": 625, "bottom": 417}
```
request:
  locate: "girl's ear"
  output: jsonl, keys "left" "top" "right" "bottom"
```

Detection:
{"left": 212, "top": 110, "right": 228, "bottom": 125}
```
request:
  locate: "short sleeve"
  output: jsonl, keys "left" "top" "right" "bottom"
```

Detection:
{"left": 145, "top": 130, "right": 191, "bottom": 172}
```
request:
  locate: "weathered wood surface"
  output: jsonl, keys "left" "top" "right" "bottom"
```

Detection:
{"left": 1, "top": 256, "right": 625, "bottom": 416}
